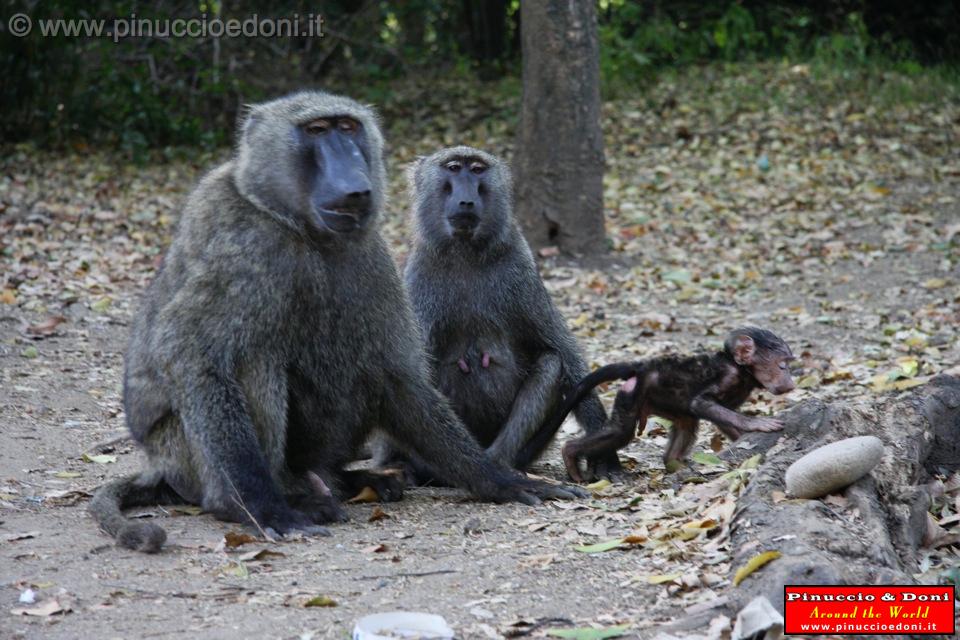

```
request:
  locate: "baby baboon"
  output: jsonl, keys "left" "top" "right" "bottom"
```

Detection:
{"left": 546, "top": 327, "right": 796, "bottom": 482}
{"left": 376, "top": 146, "right": 617, "bottom": 481}
{"left": 89, "top": 93, "right": 582, "bottom": 553}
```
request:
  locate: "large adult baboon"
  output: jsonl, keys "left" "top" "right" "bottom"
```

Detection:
{"left": 376, "top": 147, "right": 619, "bottom": 482}
{"left": 89, "top": 93, "right": 581, "bottom": 553}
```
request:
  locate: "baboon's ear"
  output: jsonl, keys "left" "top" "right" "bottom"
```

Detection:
{"left": 236, "top": 105, "right": 263, "bottom": 141}
{"left": 732, "top": 334, "right": 756, "bottom": 366}
{"left": 406, "top": 156, "right": 427, "bottom": 185}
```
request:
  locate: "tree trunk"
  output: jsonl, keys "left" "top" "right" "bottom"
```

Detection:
{"left": 515, "top": 0, "right": 606, "bottom": 256}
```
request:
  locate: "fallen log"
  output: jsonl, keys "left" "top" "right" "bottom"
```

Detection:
{"left": 667, "top": 375, "right": 960, "bottom": 635}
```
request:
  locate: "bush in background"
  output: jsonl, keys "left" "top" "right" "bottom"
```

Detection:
{"left": 1, "top": 0, "right": 956, "bottom": 155}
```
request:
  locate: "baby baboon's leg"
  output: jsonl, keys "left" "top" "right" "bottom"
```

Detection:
{"left": 486, "top": 353, "right": 562, "bottom": 467}
{"left": 562, "top": 378, "right": 643, "bottom": 483}
{"left": 662, "top": 417, "right": 700, "bottom": 467}
{"left": 574, "top": 391, "right": 625, "bottom": 481}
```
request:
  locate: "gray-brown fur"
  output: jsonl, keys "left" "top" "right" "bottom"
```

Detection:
{"left": 548, "top": 327, "right": 796, "bottom": 481}
{"left": 376, "top": 146, "right": 617, "bottom": 480}
{"left": 89, "top": 93, "right": 581, "bottom": 553}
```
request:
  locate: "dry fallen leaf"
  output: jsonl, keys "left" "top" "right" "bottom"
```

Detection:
{"left": 538, "top": 246, "right": 560, "bottom": 258}
{"left": 574, "top": 534, "right": 646, "bottom": 553}
{"left": 347, "top": 486, "right": 379, "bottom": 503}
{"left": 223, "top": 531, "right": 258, "bottom": 548}
{"left": 26, "top": 315, "right": 67, "bottom": 337}
{"left": 733, "top": 550, "right": 782, "bottom": 586}
{"left": 646, "top": 572, "right": 683, "bottom": 585}
{"left": 81, "top": 453, "right": 117, "bottom": 464}
{"left": 4, "top": 531, "right": 40, "bottom": 542}
{"left": 43, "top": 489, "right": 91, "bottom": 506}
{"left": 11, "top": 598, "right": 71, "bottom": 617}
{"left": 238, "top": 548, "right": 286, "bottom": 562}
{"left": 368, "top": 506, "right": 390, "bottom": 522}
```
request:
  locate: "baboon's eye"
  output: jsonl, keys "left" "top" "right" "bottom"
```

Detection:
{"left": 445, "top": 161, "right": 462, "bottom": 173}
{"left": 304, "top": 119, "right": 331, "bottom": 135}
{"left": 337, "top": 118, "right": 359, "bottom": 133}
{"left": 469, "top": 161, "right": 487, "bottom": 174}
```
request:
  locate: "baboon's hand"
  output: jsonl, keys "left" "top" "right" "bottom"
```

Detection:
{"left": 498, "top": 476, "right": 588, "bottom": 505}
{"left": 585, "top": 453, "right": 626, "bottom": 484}
{"left": 291, "top": 494, "right": 349, "bottom": 525}
{"left": 743, "top": 416, "right": 784, "bottom": 432}
{"left": 261, "top": 508, "right": 333, "bottom": 539}
{"left": 524, "top": 478, "right": 589, "bottom": 501}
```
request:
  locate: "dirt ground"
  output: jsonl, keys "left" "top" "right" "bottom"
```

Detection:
{"left": 2, "top": 67, "right": 959, "bottom": 639}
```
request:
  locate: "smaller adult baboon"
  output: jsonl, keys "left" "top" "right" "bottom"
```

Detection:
{"left": 377, "top": 147, "right": 619, "bottom": 480}
{"left": 89, "top": 94, "right": 582, "bottom": 553}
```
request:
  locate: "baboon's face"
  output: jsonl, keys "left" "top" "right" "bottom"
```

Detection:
{"left": 438, "top": 156, "right": 490, "bottom": 240}
{"left": 750, "top": 348, "right": 796, "bottom": 395}
{"left": 730, "top": 332, "right": 797, "bottom": 395}
{"left": 297, "top": 115, "right": 373, "bottom": 235}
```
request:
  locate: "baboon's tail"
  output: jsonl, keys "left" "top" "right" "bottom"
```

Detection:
{"left": 517, "top": 362, "right": 644, "bottom": 467}
{"left": 88, "top": 473, "right": 170, "bottom": 553}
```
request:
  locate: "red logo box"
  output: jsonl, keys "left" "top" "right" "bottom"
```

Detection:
{"left": 784, "top": 585, "right": 955, "bottom": 635}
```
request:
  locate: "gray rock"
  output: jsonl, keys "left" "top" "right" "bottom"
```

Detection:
{"left": 785, "top": 436, "right": 884, "bottom": 499}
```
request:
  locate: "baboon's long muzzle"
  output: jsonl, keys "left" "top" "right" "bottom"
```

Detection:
{"left": 312, "top": 133, "right": 373, "bottom": 233}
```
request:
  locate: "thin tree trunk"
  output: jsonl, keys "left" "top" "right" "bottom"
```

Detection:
{"left": 515, "top": 0, "right": 605, "bottom": 256}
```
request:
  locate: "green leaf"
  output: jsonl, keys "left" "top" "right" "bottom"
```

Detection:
{"left": 21, "top": 346, "right": 38, "bottom": 359}
{"left": 586, "top": 478, "right": 611, "bottom": 492}
{"left": 664, "top": 459, "right": 685, "bottom": 473}
{"left": 546, "top": 625, "right": 630, "bottom": 639}
{"left": 939, "top": 566, "right": 960, "bottom": 586}
{"left": 662, "top": 269, "right": 692, "bottom": 285}
{"left": 220, "top": 561, "right": 248, "bottom": 578}
{"left": 303, "top": 595, "right": 337, "bottom": 608}
{"left": 691, "top": 452, "right": 723, "bottom": 466}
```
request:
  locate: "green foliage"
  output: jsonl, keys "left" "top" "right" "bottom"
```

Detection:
{"left": 713, "top": 4, "right": 766, "bottom": 61}
{"left": 1, "top": 0, "right": 256, "bottom": 157}
{"left": 1, "top": 0, "right": 957, "bottom": 152}
{"left": 813, "top": 12, "right": 870, "bottom": 67}
{"left": 597, "top": 1, "right": 958, "bottom": 96}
